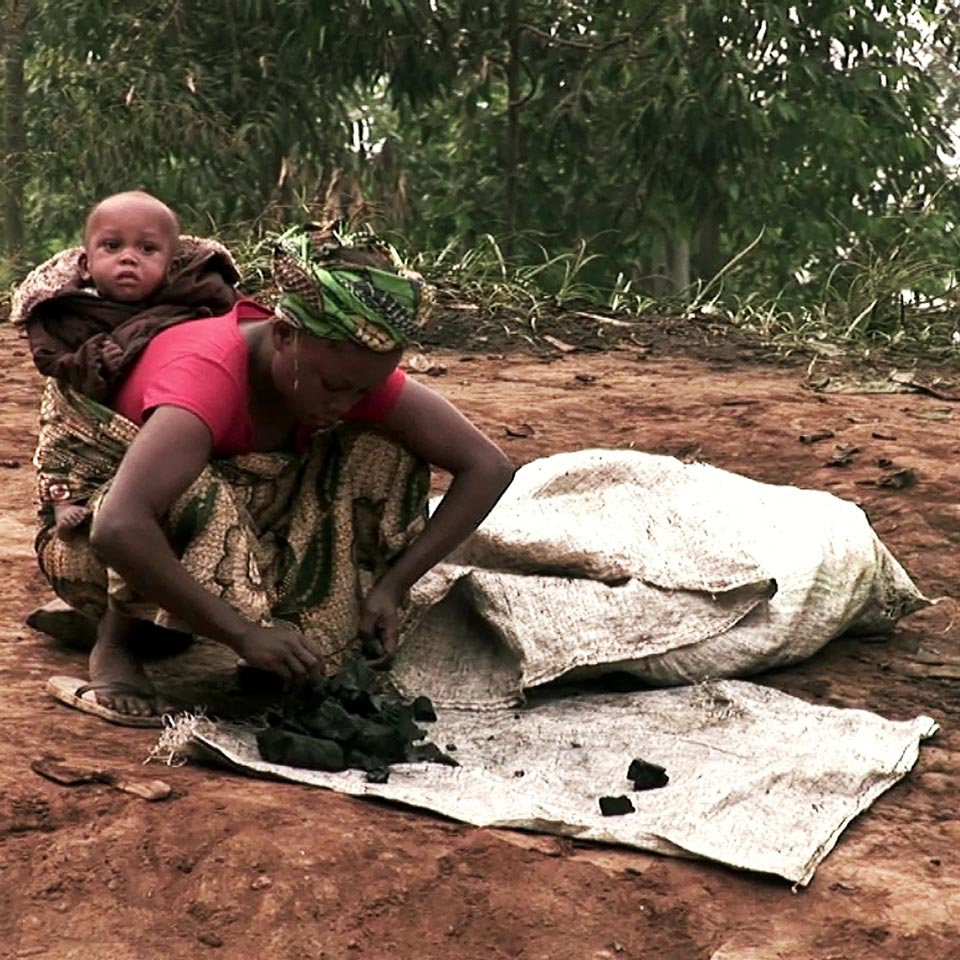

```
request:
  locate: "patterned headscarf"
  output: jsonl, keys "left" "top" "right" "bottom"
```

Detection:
{"left": 272, "top": 223, "right": 432, "bottom": 352}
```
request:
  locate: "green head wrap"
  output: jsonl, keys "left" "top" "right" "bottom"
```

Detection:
{"left": 272, "top": 223, "right": 431, "bottom": 352}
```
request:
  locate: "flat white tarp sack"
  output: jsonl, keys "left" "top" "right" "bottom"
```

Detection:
{"left": 174, "top": 681, "right": 937, "bottom": 886}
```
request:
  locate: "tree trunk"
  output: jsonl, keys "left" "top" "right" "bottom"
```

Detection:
{"left": 697, "top": 205, "right": 720, "bottom": 284}
{"left": 1, "top": 0, "right": 28, "bottom": 271}
{"left": 667, "top": 234, "right": 691, "bottom": 293}
{"left": 503, "top": 0, "right": 521, "bottom": 254}
{"left": 649, "top": 240, "right": 670, "bottom": 297}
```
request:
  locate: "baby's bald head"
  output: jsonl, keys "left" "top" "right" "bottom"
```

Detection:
{"left": 83, "top": 191, "right": 180, "bottom": 247}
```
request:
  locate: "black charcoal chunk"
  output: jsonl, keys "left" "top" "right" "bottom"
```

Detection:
{"left": 255, "top": 658, "right": 452, "bottom": 778}
{"left": 299, "top": 700, "right": 361, "bottom": 742}
{"left": 325, "top": 659, "right": 380, "bottom": 715}
{"left": 353, "top": 720, "right": 408, "bottom": 763}
{"left": 379, "top": 701, "right": 426, "bottom": 742}
{"left": 626, "top": 759, "right": 669, "bottom": 791}
{"left": 361, "top": 634, "right": 386, "bottom": 660}
{"left": 411, "top": 696, "right": 437, "bottom": 722}
{"left": 256, "top": 729, "right": 345, "bottom": 772}
{"left": 405, "top": 742, "right": 459, "bottom": 767}
{"left": 599, "top": 795, "right": 636, "bottom": 816}
{"left": 334, "top": 657, "right": 378, "bottom": 693}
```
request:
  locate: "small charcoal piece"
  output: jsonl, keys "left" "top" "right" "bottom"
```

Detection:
{"left": 599, "top": 795, "right": 635, "bottom": 816}
{"left": 347, "top": 750, "right": 391, "bottom": 783}
{"left": 411, "top": 696, "right": 437, "bottom": 722}
{"left": 353, "top": 720, "right": 408, "bottom": 764}
{"left": 379, "top": 701, "right": 426, "bottom": 742}
{"left": 256, "top": 729, "right": 346, "bottom": 772}
{"left": 626, "top": 758, "right": 669, "bottom": 791}
{"left": 300, "top": 701, "right": 361, "bottom": 742}
{"left": 405, "top": 742, "right": 459, "bottom": 767}
{"left": 324, "top": 659, "right": 382, "bottom": 716}
{"left": 361, "top": 634, "right": 386, "bottom": 660}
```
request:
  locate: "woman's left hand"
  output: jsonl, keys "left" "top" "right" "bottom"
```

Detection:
{"left": 358, "top": 579, "right": 404, "bottom": 669}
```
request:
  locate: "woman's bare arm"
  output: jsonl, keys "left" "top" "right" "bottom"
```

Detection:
{"left": 90, "top": 406, "right": 320, "bottom": 678}
{"left": 374, "top": 378, "right": 515, "bottom": 599}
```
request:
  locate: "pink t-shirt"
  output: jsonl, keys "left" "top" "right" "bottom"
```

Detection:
{"left": 113, "top": 300, "right": 407, "bottom": 456}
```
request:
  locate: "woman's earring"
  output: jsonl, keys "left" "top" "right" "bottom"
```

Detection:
{"left": 293, "top": 331, "right": 301, "bottom": 393}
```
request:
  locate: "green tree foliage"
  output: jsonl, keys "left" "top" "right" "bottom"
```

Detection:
{"left": 2, "top": 0, "right": 958, "bottom": 322}
{"left": 367, "top": 0, "right": 959, "bottom": 302}
{"left": 1, "top": 0, "right": 30, "bottom": 277}
{"left": 5, "top": 0, "right": 453, "bottom": 251}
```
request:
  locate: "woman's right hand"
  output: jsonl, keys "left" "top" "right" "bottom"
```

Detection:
{"left": 233, "top": 623, "right": 323, "bottom": 682}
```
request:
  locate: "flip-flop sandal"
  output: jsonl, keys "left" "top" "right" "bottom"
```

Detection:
{"left": 46, "top": 675, "right": 169, "bottom": 728}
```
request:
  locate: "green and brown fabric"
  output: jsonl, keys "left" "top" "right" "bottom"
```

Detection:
{"left": 34, "top": 380, "right": 430, "bottom": 673}
{"left": 272, "top": 224, "right": 434, "bottom": 352}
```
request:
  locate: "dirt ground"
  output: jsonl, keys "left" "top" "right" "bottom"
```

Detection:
{"left": 2, "top": 311, "right": 960, "bottom": 960}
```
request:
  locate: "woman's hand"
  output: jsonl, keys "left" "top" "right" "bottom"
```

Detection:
{"left": 233, "top": 623, "right": 323, "bottom": 682}
{"left": 358, "top": 580, "right": 404, "bottom": 669}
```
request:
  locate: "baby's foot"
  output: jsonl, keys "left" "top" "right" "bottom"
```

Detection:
{"left": 56, "top": 505, "right": 90, "bottom": 541}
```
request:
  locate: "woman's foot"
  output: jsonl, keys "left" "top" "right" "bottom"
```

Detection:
{"left": 54, "top": 504, "right": 91, "bottom": 541}
{"left": 87, "top": 605, "right": 173, "bottom": 717}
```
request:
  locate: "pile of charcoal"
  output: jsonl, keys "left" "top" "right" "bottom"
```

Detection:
{"left": 255, "top": 659, "right": 458, "bottom": 784}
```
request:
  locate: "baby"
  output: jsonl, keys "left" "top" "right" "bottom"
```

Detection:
{"left": 16, "top": 191, "right": 240, "bottom": 540}
{"left": 83, "top": 193, "right": 180, "bottom": 302}
{"left": 54, "top": 192, "right": 181, "bottom": 539}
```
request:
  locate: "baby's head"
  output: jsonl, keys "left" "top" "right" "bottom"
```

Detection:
{"left": 81, "top": 191, "right": 180, "bottom": 303}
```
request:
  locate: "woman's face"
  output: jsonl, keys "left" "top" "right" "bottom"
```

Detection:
{"left": 270, "top": 324, "right": 402, "bottom": 428}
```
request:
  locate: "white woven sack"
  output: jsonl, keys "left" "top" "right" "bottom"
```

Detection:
{"left": 394, "top": 450, "right": 926, "bottom": 708}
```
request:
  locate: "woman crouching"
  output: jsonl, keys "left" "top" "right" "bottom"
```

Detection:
{"left": 34, "top": 224, "right": 514, "bottom": 722}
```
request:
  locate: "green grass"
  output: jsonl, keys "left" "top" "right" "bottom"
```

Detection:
{"left": 11, "top": 213, "right": 958, "bottom": 362}
{"left": 401, "top": 226, "right": 960, "bottom": 361}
